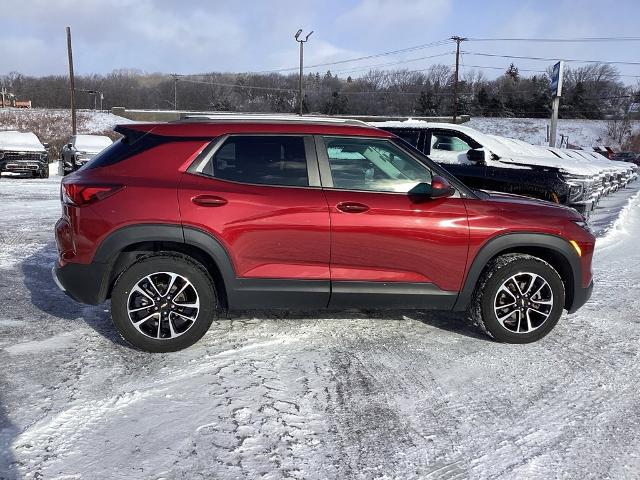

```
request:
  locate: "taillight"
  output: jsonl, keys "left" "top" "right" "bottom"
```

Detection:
{"left": 62, "top": 183, "right": 124, "bottom": 206}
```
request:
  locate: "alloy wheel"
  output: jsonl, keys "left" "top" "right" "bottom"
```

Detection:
{"left": 493, "top": 272, "right": 554, "bottom": 334}
{"left": 126, "top": 271, "right": 200, "bottom": 340}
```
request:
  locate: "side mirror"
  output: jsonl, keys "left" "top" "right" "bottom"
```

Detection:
{"left": 467, "top": 148, "right": 485, "bottom": 162}
{"left": 430, "top": 175, "right": 456, "bottom": 198}
{"left": 409, "top": 175, "right": 455, "bottom": 199}
{"left": 67, "top": 143, "right": 73, "bottom": 149}
{"left": 43, "top": 143, "right": 50, "bottom": 149}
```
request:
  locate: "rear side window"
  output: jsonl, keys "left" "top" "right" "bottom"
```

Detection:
{"left": 200, "top": 135, "right": 309, "bottom": 187}
{"left": 81, "top": 130, "right": 164, "bottom": 170}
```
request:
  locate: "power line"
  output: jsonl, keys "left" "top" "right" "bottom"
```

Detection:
{"left": 462, "top": 50, "right": 640, "bottom": 66}
{"left": 466, "top": 36, "right": 640, "bottom": 43}
{"left": 178, "top": 77, "right": 296, "bottom": 92}
{"left": 459, "top": 64, "right": 640, "bottom": 78}
{"left": 332, "top": 51, "right": 454, "bottom": 74}
{"left": 459, "top": 64, "right": 547, "bottom": 73}
{"left": 257, "top": 39, "right": 453, "bottom": 73}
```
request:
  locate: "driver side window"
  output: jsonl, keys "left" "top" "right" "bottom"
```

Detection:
{"left": 323, "top": 137, "right": 431, "bottom": 193}
{"left": 431, "top": 133, "right": 471, "bottom": 152}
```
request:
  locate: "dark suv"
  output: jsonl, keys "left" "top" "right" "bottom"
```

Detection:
{"left": 53, "top": 115, "right": 595, "bottom": 352}
{"left": 375, "top": 123, "right": 598, "bottom": 215}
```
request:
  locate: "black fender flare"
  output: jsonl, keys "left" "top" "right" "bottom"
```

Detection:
{"left": 91, "top": 223, "right": 237, "bottom": 304}
{"left": 453, "top": 232, "right": 582, "bottom": 312}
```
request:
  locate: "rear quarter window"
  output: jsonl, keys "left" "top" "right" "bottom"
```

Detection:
{"left": 81, "top": 131, "right": 165, "bottom": 170}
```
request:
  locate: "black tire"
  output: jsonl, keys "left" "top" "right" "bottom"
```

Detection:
{"left": 40, "top": 165, "right": 49, "bottom": 179}
{"left": 467, "top": 253, "right": 565, "bottom": 344}
{"left": 111, "top": 253, "right": 219, "bottom": 352}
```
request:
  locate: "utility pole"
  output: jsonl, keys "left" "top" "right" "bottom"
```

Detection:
{"left": 171, "top": 74, "right": 179, "bottom": 110}
{"left": 451, "top": 35, "right": 466, "bottom": 124}
{"left": 66, "top": 26, "right": 77, "bottom": 135}
{"left": 294, "top": 29, "right": 313, "bottom": 116}
{"left": 1, "top": 86, "right": 6, "bottom": 108}
{"left": 549, "top": 61, "right": 564, "bottom": 147}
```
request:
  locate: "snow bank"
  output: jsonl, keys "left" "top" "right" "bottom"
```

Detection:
{"left": 466, "top": 117, "right": 640, "bottom": 149}
{"left": 596, "top": 190, "right": 640, "bottom": 251}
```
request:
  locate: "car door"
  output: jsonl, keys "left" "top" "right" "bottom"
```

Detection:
{"left": 179, "top": 134, "right": 331, "bottom": 308}
{"left": 316, "top": 135, "right": 470, "bottom": 309}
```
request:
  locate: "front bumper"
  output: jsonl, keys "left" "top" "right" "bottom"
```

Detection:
{"left": 52, "top": 260, "right": 110, "bottom": 305}
{"left": 570, "top": 199, "right": 594, "bottom": 218}
{"left": 567, "top": 279, "right": 594, "bottom": 314}
{"left": 1, "top": 160, "right": 46, "bottom": 173}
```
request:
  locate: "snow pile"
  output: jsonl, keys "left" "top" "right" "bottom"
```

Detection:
{"left": 596, "top": 189, "right": 640, "bottom": 251}
{"left": 466, "top": 117, "right": 640, "bottom": 149}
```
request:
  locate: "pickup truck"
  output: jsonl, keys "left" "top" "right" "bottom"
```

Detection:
{"left": 372, "top": 121, "right": 601, "bottom": 216}
{"left": 0, "top": 131, "right": 49, "bottom": 178}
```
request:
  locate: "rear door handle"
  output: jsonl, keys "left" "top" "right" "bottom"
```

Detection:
{"left": 336, "top": 202, "right": 369, "bottom": 213}
{"left": 191, "top": 194, "right": 228, "bottom": 207}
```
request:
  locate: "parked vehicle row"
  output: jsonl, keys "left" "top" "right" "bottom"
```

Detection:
{"left": 371, "top": 121, "right": 637, "bottom": 217}
{"left": 0, "top": 130, "right": 114, "bottom": 178}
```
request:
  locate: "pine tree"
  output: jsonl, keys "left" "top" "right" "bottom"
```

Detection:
{"left": 476, "top": 87, "right": 489, "bottom": 115}
{"left": 505, "top": 63, "right": 520, "bottom": 82}
{"left": 416, "top": 90, "right": 437, "bottom": 115}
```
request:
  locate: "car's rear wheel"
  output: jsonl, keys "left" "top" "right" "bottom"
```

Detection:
{"left": 111, "top": 253, "right": 218, "bottom": 352}
{"left": 468, "top": 253, "right": 565, "bottom": 343}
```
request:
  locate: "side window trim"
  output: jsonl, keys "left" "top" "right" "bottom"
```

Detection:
{"left": 188, "top": 133, "right": 321, "bottom": 188}
{"left": 313, "top": 135, "right": 334, "bottom": 188}
{"left": 189, "top": 135, "right": 228, "bottom": 173}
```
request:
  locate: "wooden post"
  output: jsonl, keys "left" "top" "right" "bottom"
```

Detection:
{"left": 66, "top": 26, "right": 77, "bottom": 135}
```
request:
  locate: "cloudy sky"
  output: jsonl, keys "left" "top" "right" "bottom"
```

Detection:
{"left": 1, "top": 0, "right": 639, "bottom": 82}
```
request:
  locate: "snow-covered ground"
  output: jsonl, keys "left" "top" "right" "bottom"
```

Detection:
{"left": 1, "top": 176, "right": 639, "bottom": 480}
{"left": 466, "top": 117, "right": 640, "bottom": 149}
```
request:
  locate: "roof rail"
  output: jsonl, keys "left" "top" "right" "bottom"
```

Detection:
{"left": 174, "top": 113, "right": 370, "bottom": 127}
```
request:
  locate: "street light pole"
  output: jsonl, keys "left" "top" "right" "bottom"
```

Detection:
{"left": 294, "top": 29, "right": 313, "bottom": 116}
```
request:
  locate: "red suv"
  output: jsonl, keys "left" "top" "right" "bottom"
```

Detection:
{"left": 53, "top": 115, "right": 595, "bottom": 352}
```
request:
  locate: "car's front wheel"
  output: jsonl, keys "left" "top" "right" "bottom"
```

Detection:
{"left": 468, "top": 253, "right": 565, "bottom": 343}
{"left": 111, "top": 253, "right": 218, "bottom": 352}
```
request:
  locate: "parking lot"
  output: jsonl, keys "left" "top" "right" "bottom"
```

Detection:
{"left": 1, "top": 174, "right": 640, "bottom": 480}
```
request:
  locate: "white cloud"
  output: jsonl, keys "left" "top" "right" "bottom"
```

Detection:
{"left": 337, "top": 0, "right": 452, "bottom": 32}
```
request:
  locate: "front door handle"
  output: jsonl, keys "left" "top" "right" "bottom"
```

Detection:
{"left": 336, "top": 202, "right": 369, "bottom": 213}
{"left": 191, "top": 194, "right": 228, "bottom": 207}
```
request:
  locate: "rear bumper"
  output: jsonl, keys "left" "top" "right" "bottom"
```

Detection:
{"left": 567, "top": 279, "right": 594, "bottom": 314}
{"left": 52, "top": 260, "right": 110, "bottom": 305}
